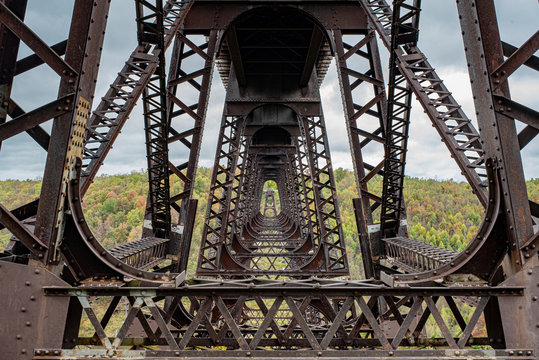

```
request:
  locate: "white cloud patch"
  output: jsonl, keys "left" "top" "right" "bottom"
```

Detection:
{"left": 0, "top": 1, "right": 537, "bottom": 182}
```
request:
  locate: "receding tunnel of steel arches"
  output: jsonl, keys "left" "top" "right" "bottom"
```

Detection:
{"left": 252, "top": 127, "right": 291, "bottom": 146}
{"left": 260, "top": 180, "right": 281, "bottom": 217}
{"left": 218, "top": 6, "right": 331, "bottom": 89}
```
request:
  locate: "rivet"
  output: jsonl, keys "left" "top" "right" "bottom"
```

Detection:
{"left": 34, "top": 269, "right": 40, "bottom": 274}
{"left": 317, "top": 351, "right": 322, "bottom": 356}
{"left": 25, "top": 321, "right": 31, "bottom": 326}
{"left": 25, "top": 281, "right": 30, "bottom": 286}
{"left": 21, "top": 307, "right": 26, "bottom": 312}
{"left": 16, "top": 334, "right": 21, "bottom": 340}
{"left": 21, "top": 349, "right": 26, "bottom": 354}
{"left": 30, "top": 296, "right": 35, "bottom": 301}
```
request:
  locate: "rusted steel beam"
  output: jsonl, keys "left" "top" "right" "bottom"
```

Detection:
{"left": 7, "top": 99, "right": 51, "bottom": 150}
{"left": 359, "top": 0, "right": 489, "bottom": 208}
{"left": 492, "top": 31, "right": 538, "bottom": 88}
{"left": 380, "top": 0, "right": 419, "bottom": 238}
{"left": 493, "top": 95, "right": 539, "bottom": 130}
{"left": 0, "top": 203, "right": 47, "bottom": 257}
{"left": 0, "top": 0, "right": 27, "bottom": 151}
{"left": 0, "top": 94, "right": 75, "bottom": 142}
{"left": 0, "top": 2, "right": 76, "bottom": 81}
{"left": 14, "top": 39, "right": 67, "bottom": 76}
{"left": 502, "top": 41, "right": 539, "bottom": 71}
{"left": 0, "top": 198, "right": 38, "bottom": 231}
{"left": 81, "top": 0, "right": 196, "bottom": 195}
{"left": 137, "top": 0, "right": 172, "bottom": 239}
{"left": 457, "top": 0, "right": 534, "bottom": 266}
{"left": 35, "top": 0, "right": 110, "bottom": 261}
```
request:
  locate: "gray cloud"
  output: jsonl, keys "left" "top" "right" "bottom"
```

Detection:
{"left": 0, "top": 0, "right": 537, "bottom": 181}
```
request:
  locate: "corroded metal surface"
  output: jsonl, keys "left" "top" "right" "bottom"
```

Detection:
{"left": 0, "top": 0, "right": 537, "bottom": 358}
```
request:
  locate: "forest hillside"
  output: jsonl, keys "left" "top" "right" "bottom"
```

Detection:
{"left": 1, "top": 169, "right": 538, "bottom": 279}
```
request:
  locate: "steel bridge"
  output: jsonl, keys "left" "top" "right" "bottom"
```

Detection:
{"left": 0, "top": 0, "right": 537, "bottom": 359}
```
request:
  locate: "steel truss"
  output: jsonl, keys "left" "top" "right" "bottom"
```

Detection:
{"left": 0, "top": 0, "right": 537, "bottom": 359}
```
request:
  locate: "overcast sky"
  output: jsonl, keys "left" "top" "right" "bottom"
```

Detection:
{"left": 0, "top": 0, "right": 537, "bottom": 181}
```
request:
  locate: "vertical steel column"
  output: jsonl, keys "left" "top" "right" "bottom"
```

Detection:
{"left": 170, "top": 31, "right": 218, "bottom": 271}
{"left": 299, "top": 113, "right": 348, "bottom": 273}
{"left": 197, "top": 113, "right": 245, "bottom": 274}
{"left": 35, "top": 0, "right": 110, "bottom": 263}
{"left": 0, "top": 0, "right": 27, "bottom": 151}
{"left": 295, "top": 137, "right": 317, "bottom": 245}
{"left": 334, "top": 29, "right": 388, "bottom": 276}
{"left": 457, "top": 1, "right": 538, "bottom": 351}
{"left": 136, "top": 0, "right": 171, "bottom": 239}
{"left": 380, "top": 0, "right": 420, "bottom": 237}
{"left": 456, "top": 0, "right": 534, "bottom": 273}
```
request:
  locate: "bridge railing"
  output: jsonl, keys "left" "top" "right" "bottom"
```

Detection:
{"left": 39, "top": 280, "right": 527, "bottom": 358}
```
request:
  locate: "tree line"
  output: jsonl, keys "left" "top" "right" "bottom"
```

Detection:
{"left": 1, "top": 170, "right": 538, "bottom": 279}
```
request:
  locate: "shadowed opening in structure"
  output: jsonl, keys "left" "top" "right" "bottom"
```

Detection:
{"left": 252, "top": 127, "right": 291, "bottom": 146}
